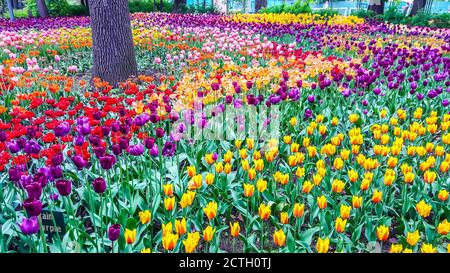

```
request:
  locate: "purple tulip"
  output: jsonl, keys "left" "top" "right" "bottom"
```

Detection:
{"left": 7, "top": 141, "right": 20, "bottom": 153}
{"left": 0, "top": 131, "right": 6, "bottom": 142}
{"left": 19, "top": 217, "right": 39, "bottom": 235}
{"left": 51, "top": 166, "right": 63, "bottom": 179}
{"left": 155, "top": 127, "right": 165, "bottom": 138}
{"left": 108, "top": 224, "right": 121, "bottom": 241}
{"left": 162, "top": 141, "right": 176, "bottom": 157}
{"left": 144, "top": 137, "right": 155, "bottom": 149}
{"left": 108, "top": 145, "right": 119, "bottom": 157}
{"left": 304, "top": 109, "right": 312, "bottom": 119}
{"left": 443, "top": 99, "right": 449, "bottom": 107}
{"left": 92, "top": 177, "right": 107, "bottom": 194}
{"left": 72, "top": 155, "right": 87, "bottom": 170}
{"left": 99, "top": 154, "right": 116, "bottom": 170}
{"left": 23, "top": 197, "right": 42, "bottom": 217}
{"left": 9, "top": 166, "right": 22, "bottom": 182}
{"left": 128, "top": 144, "right": 145, "bottom": 156}
{"left": 56, "top": 179, "right": 72, "bottom": 196}
{"left": 25, "top": 182, "right": 42, "bottom": 199}
{"left": 54, "top": 122, "right": 71, "bottom": 137}
{"left": 149, "top": 145, "right": 159, "bottom": 157}
{"left": 307, "top": 95, "right": 315, "bottom": 103}
{"left": 74, "top": 135, "right": 85, "bottom": 146}
{"left": 51, "top": 153, "right": 64, "bottom": 166}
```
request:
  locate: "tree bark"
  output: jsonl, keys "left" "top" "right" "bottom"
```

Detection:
{"left": 410, "top": 0, "right": 426, "bottom": 15}
{"left": 89, "top": 0, "right": 138, "bottom": 87}
{"left": 367, "top": 0, "right": 385, "bottom": 14}
{"left": 36, "top": 0, "right": 49, "bottom": 17}
{"left": 173, "top": 0, "right": 186, "bottom": 12}
{"left": 255, "top": 0, "right": 267, "bottom": 12}
{"left": 12, "top": 0, "right": 19, "bottom": 9}
{"left": 6, "top": 0, "right": 15, "bottom": 20}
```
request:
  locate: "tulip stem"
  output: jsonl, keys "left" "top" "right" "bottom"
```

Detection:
{"left": 88, "top": 189, "right": 99, "bottom": 253}
{"left": 261, "top": 220, "right": 264, "bottom": 252}
{"left": 38, "top": 216, "right": 48, "bottom": 253}
{"left": 100, "top": 197, "right": 105, "bottom": 253}
{"left": 44, "top": 193, "right": 63, "bottom": 252}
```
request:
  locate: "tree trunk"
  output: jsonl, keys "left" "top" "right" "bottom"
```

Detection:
{"left": 410, "top": 0, "right": 426, "bottom": 15}
{"left": 173, "top": 0, "right": 186, "bottom": 12}
{"left": 28, "top": 6, "right": 33, "bottom": 17}
{"left": 89, "top": 0, "right": 138, "bottom": 87}
{"left": 36, "top": 0, "right": 49, "bottom": 17}
{"left": 6, "top": 0, "right": 15, "bottom": 20}
{"left": 255, "top": 0, "right": 267, "bottom": 12}
{"left": 367, "top": 0, "right": 384, "bottom": 14}
{"left": 12, "top": 0, "right": 19, "bottom": 9}
{"left": 159, "top": 0, "right": 163, "bottom": 11}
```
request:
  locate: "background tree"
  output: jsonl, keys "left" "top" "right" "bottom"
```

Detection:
{"left": 410, "top": 0, "right": 426, "bottom": 15}
{"left": 89, "top": 0, "right": 138, "bottom": 86}
{"left": 367, "top": 0, "right": 385, "bottom": 14}
{"left": 255, "top": 0, "right": 267, "bottom": 12}
{"left": 6, "top": 0, "right": 15, "bottom": 20}
{"left": 36, "top": 0, "right": 48, "bottom": 17}
{"left": 173, "top": 0, "right": 186, "bottom": 12}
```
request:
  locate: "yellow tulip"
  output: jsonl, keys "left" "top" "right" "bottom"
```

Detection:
{"left": 335, "top": 217, "right": 347, "bottom": 233}
{"left": 163, "top": 183, "right": 173, "bottom": 196}
{"left": 139, "top": 210, "right": 151, "bottom": 225}
{"left": 256, "top": 178, "right": 267, "bottom": 192}
{"left": 162, "top": 233, "right": 179, "bottom": 251}
{"left": 406, "top": 230, "right": 420, "bottom": 246}
{"left": 230, "top": 222, "right": 240, "bottom": 237}
{"left": 203, "top": 226, "right": 216, "bottom": 242}
{"left": 175, "top": 218, "right": 187, "bottom": 235}
{"left": 352, "top": 196, "right": 362, "bottom": 209}
{"left": 376, "top": 225, "right": 389, "bottom": 241}
{"left": 340, "top": 205, "right": 351, "bottom": 220}
{"left": 273, "top": 229, "right": 286, "bottom": 247}
{"left": 164, "top": 196, "right": 175, "bottom": 211}
{"left": 183, "top": 232, "right": 200, "bottom": 253}
{"left": 280, "top": 212, "right": 289, "bottom": 224}
{"left": 316, "top": 237, "right": 329, "bottom": 253}
{"left": 421, "top": 243, "right": 437, "bottom": 253}
{"left": 124, "top": 228, "right": 137, "bottom": 245}
{"left": 293, "top": 203, "right": 305, "bottom": 218}
{"left": 416, "top": 200, "right": 432, "bottom": 218}
{"left": 243, "top": 183, "right": 255, "bottom": 197}
{"left": 317, "top": 195, "right": 327, "bottom": 209}
{"left": 258, "top": 203, "right": 271, "bottom": 220}
{"left": 203, "top": 201, "right": 218, "bottom": 220}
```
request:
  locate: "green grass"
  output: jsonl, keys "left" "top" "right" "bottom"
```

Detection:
{"left": 2, "top": 8, "right": 31, "bottom": 19}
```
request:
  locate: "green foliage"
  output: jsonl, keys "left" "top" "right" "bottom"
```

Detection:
{"left": 351, "top": 6, "right": 450, "bottom": 29}
{"left": 184, "top": 3, "right": 218, "bottom": 14}
{"left": 260, "top": 0, "right": 312, "bottom": 15}
{"left": 129, "top": 0, "right": 173, "bottom": 13}
{"left": 350, "top": 8, "right": 376, "bottom": 18}
{"left": 24, "top": 0, "right": 38, "bottom": 17}
{"left": 65, "top": 5, "right": 89, "bottom": 16}
{"left": 313, "top": 8, "right": 338, "bottom": 17}
{"left": 129, "top": 0, "right": 155, "bottom": 13}
{"left": 47, "top": 0, "right": 71, "bottom": 16}
{"left": 382, "top": 2, "right": 405, "bottom": 23}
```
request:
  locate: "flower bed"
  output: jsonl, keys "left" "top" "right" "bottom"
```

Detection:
{"left": 0, "top": 12, "right": 449, "bottom": 253}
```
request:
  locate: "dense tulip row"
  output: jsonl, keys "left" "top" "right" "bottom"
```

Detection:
{"left": 0, "top": 12, "right": 449, "bottom": 253}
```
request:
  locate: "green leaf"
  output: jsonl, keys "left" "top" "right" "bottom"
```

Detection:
{"left": 126, "top": 218, "right": 138, "bottom": 230}
{"left": 298, "top": 226, "right": 320, "bottom": 246}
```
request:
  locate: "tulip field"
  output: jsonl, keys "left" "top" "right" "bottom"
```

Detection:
{"left": 0, "top": 12, "right": 449, "bottom": 254}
